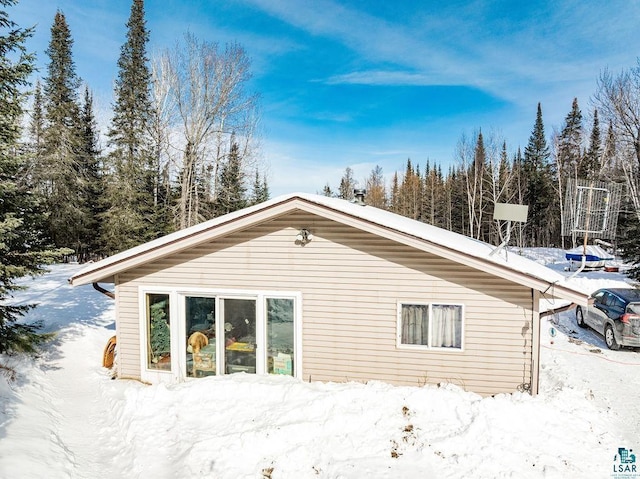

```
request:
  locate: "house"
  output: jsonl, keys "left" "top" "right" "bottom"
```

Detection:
{"left": 69, "top": 193, "right": 587, "bottom": 396}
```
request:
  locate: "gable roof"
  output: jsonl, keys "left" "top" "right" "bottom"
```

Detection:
{"left": 69, "top": 193, "right": 588, "bottom": 304}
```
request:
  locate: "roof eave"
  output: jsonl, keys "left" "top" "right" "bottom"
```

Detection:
{"left": 69, "top": 194, "right": 588, "bottom": 306}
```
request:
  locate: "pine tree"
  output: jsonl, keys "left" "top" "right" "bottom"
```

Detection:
{"left": 41, "top": 10, "right": 86, "bottom": 253}
{"left": 583, "top": 109, "right": 602, "bottom": 178}
{"left": 557, "top": 98, "right": 583, "bottom": 178}
{"left": 0, "top": 0, "right": 65, "bottom": 353}
{"left": 398, "top": 159, "right": 421, "bottom": 219}
{"left": 511, "top": 148, "right": 527, "bottom": 247}
{"left": 27, "top": 79, "right": 45, "bottom": 162}
{"left": 102, "top": 0, "right": 158, "bottom": 253}
{"left": 554, "top": 99, "right": 583, "bottom": 248}
{"left": 215, "top": 139, "right": 246, "bottom": 215}
{"left": 497, "top": 141, "right": 510, "bottom": 203}
{"left": 77, "top": 86, "right": 102, "bottom": 261}
{"left": 447, "top": 165, "right": 467, "bottom": 235}
{"left": 250, "top": 170, "right": 269, "bottom": 205}
{"left": 423, "top": 161, "right": 445, "bottom": 226}
{"left": 389, "top": 172, "right": 400, "bottom": 213}
{"left": 523, "top": 103, "right": 556, "bottom": 246}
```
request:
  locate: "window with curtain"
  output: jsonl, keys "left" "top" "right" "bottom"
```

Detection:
{"left": 399, "top": 303, "right": 462, "bottom": 350}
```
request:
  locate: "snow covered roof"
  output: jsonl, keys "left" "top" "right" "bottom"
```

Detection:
{"left": 69, "top": 192, "right": 588, "bottom": 304}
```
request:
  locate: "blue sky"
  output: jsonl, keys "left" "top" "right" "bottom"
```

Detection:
{"left": 11, "top": 0, "right": 640, "bottom": 196}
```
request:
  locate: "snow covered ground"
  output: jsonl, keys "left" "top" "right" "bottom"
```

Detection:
{"left": 1, "top": 251, "right": 639, "bottom": 479}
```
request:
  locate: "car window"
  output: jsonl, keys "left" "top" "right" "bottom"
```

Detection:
{"left": 610, "top": 296, "right": 626, "bottom": 312}
{"left": 593, "top": 291, "right": 607, "bottom": 305}
{"left": 603, "top": 293, "right": 615, "bottom": 306}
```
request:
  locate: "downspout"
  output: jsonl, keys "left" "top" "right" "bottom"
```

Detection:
{"left": 93, "top": 282, "right": 115, "bottom": 300}
{"left": 530, "top": 289, "right": 540, "bottom": 396}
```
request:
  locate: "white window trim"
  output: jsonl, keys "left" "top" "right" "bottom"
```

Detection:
{"left": 396, "top": 301, "right": 465, "bottom": 352}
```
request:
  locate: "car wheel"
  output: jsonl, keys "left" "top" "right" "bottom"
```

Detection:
{"left": 605, "top": 324, "right": 620, "bottom": 350}
{"left": 576, "top": 306, "right": 587, "bottom": 328}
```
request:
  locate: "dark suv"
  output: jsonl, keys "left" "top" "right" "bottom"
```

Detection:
{"left": 576, "top": 288, "right": 640, "bottom": 350}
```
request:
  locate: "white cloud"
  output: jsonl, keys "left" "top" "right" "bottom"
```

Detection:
{"left": 325, "top": 70, "right": 439, "bottom": 86}
{"left": 241, "top": 0, "right": 640, "bottom": 111}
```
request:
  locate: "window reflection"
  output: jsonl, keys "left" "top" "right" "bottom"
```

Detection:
{"left": 147, "top": 294, "right": 171, "bottom": 370}
{"left": 266, "top": 298, "right": 294, "bottom": 376}
{"left": 185, "top": 296, "right": 216, "bottom": 377}
{"left": 223, "top": 298, "right": 257, "bottom": 374}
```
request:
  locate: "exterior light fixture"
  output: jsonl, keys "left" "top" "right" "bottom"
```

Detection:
{"left": 296, "top": 228, "right": 313, "bottom": 245}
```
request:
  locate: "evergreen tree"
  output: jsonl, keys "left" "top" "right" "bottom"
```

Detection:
{"left": 557, "top": 98, "right": 584, "bottom": 180}
{"left": 447, "top": 165, "right": 467, "bottom": 235}
{"left": 555, "top": 99, "right": 583, "bottom": 248}
{"left": 583, "top": 109, "right": 602, "bottom": 178}
{"left": 250, "top": 170, "right": 269, "bottom": 205}
{"left": 215, "top": 139, "right": 246, "bottom": 215}
{"left": 618, "top": 205, "right": 640, "bottom": 281}
{"left": 389, "top": 172, "right": 400, "bottom": 213}
{"left": 398, "top": 159, "right": 421, "bottom": 219}
{"left": 77, "top": 86, "right": 102, "bottom": 260}
{"left": 497, "top": 141, "right": 510, "bottom": 203}
{"left": 523, "top": 103, "right": 556, "bottom": 246}
{"left": 423, "top": 161, "right": 445, "bottom": 227}
{"left": 473, "top": 131, "right": 490, "bottom": 240}
{"left": 27, "top": 79, "right": 45, "bottom": 162}
{"left": 41, "top": 10, "right": 86, "bottom": 253}
{"left": 510, "top": 148, "right": 527, "bottom": 247}
{"left": 102, "top": 0, "right": 158, "bottom": 253}
{"left": 0, "top": 0, "right": 65, "bottom": 353}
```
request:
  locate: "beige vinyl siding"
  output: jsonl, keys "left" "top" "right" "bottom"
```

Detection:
{"left": 116, "top": 210, "right": 535, "bottom": 395}
{"left": 115, "top": 280, "right": 141, "bottom": 379}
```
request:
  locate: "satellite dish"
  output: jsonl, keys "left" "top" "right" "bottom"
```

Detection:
{"left": 489, "top": 203, "right": 529, "bottom": 257}
{"left": 493, "top": 203, "right": 529, "bottom": 222}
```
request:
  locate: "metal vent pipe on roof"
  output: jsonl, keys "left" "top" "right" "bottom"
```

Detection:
{"left": 353, "top": 189, "right": 366, "bottom": 205}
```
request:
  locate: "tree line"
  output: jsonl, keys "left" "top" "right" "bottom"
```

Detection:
{"left": 0, "top": 0, "right": 266, "bottom": 353}
{"left": 27, "top": 0, "right": 267, "bottom": 261}
{"left": 325, "top": 95, "right": 640, "bottom": 277}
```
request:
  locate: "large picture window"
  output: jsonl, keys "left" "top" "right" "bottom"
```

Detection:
{"left": 139, "top": 288, "right": 300, "bottom": 383}
{"left": 399, "top": 303, "right": 462, "bottom": 349}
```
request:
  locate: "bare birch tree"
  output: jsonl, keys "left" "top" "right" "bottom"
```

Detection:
{"left": 152, "top": 33, "right": 259, "bottom": 229}
{"left": 593, "top": 62, "right": 640, "bottom": 221}
{"left": 149, "top": 55, "right": 176, "bottom": 214}
{"left": 458, "top": 130, "right": 515, "bottom": 244}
